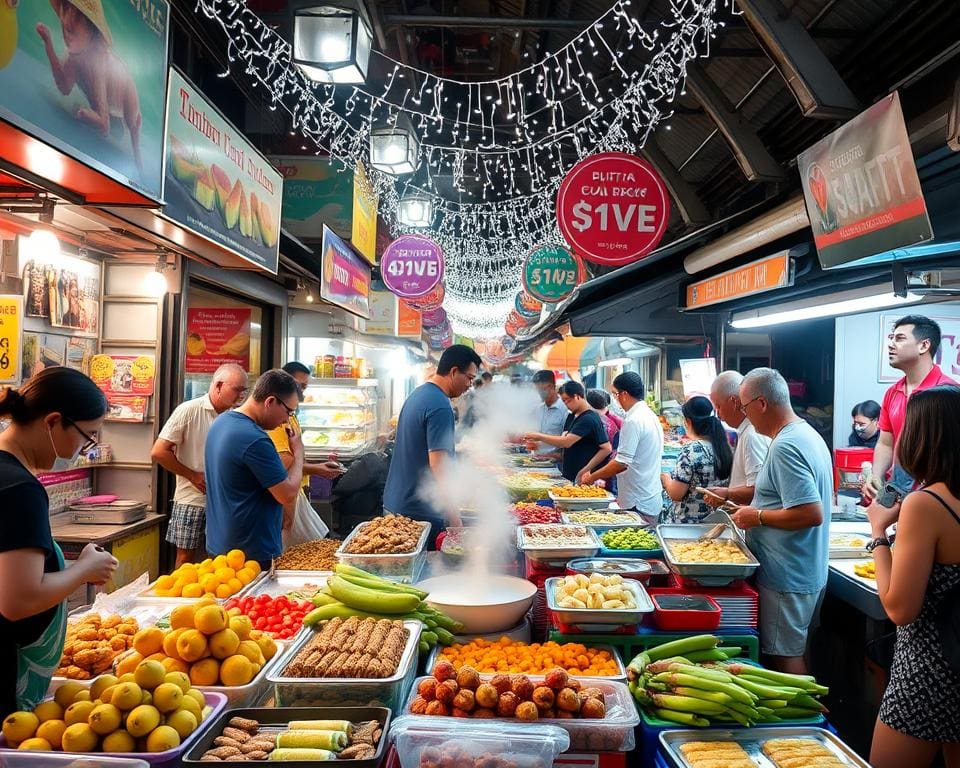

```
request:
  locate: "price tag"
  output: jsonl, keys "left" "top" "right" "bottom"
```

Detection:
{"left": 556, "top": 152, "right": 670, "bottom": 267}
{"left": 0, "top": 296, "right": 22, "bottom": 384}
{"left": 381, "top": 235, "right": 444, "bottom": 299}
{"left": 522, "top": 245, "right": 582, "bottom": 303}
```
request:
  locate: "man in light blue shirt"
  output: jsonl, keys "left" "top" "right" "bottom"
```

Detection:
{"left": 730, "top": 368, "right": 832, "bottom": 675}
{"left": 531, "top": 370, "right": 568, "bottom": 459}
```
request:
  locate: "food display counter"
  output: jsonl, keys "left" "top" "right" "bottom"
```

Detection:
{"left": 826, "top": 522, "right": 885, "bottom": 621}
{"left": 300, "top": 378, "right": 380, "bottom": 461}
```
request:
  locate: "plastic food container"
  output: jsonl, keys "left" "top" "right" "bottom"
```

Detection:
{"left": 391, "top": 717, "right": 570, "bottom": 768}
{"left": 424, "top": 644, "right": 627, "bottom": 683}
{"left": 182, "top": 705, "right": 390, "bottom": 768}
{"left": 566, "top": 557, "right": 653, "bottom": 584}
{"left": 269, "top": 620, "right": 422, "bottom": 710}
{"left": 0, "top": 693, "right": 226, "bottom": 768}
{"left": 402, "top": 678, "right": 638, "bottom": 751}
{"left": 335, "top": 521, "right": 430, "bottom": 583}
{"left": 546, "top": 577, "right": 655, "bottom": 627}
{"left": 134, "top": 572, "right": 267, "bottom": 605}
{"left": 651, "top": 593, "right": 722, "bottom": 631}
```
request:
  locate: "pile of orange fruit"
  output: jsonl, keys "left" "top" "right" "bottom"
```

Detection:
{"left": 150, "top": 549, "right": 258, "bottom": 598}
{"left": 119, "top": 597, "right": 279, "bottom": 688}
{"left": 436, "top": 638, "right": 620, "bottom": 676}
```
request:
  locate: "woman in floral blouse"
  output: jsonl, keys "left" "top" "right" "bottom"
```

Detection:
{"left": 661, "top": 396, "right": 733, "bottom": 523}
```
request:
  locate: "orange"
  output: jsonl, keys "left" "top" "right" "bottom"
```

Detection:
{"left": 161, "top": 657, "right": 190, "bottom": 675}
{"left": 180, "top": 569, "right": 199, "bottom": 585}
{"left": 175, "top": 629, "right": 208, "bottom": 663}
{"left": 162, "top": 628, "right": 189, "bottom": 660}
{"left": 226, "top": 549, "right": 246, "bottom": 570}
{"left": 182, "top": 583, "right": 203, "bottom": 598}
{"left": 188, "top": 658, "right": 220, "bottom": 687}
{"left": 235, "top": 568, "right": 255, "bottom": 586}
{"left": 194, "top": 605, "right": 228, "bottom": 635}
{"left": 169, "top": 605, "right": 197, "bottom": 631}
{"left": 132, "top": 627, "right": 165, "bottom": 657}
{"left": 227, "top": 578, "right": 243, "bottom": 594}
{"left": 212, "top": 555, "right": 228, "bottom": 569}
{"left": 219, "top": 655, "right": 254, "bottom": 686}
{"left": 214, "top": 567, "right": 235, "bottom": 582}
{"left": 199, "top": 574, "right": 219, "bottom": 593}
{"left": 243, "top": 560, "right": 262, "bottom": 576}
{"left": 115, "top": 651, "right": 144, "bottom": 677}
{"left": 155, "top": 575, "right": 175, "bottom": 590}
{"left": 215, "top": 584, "right": 233, "bottom": 599}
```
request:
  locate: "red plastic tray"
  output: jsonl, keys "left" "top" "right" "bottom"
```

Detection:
{"left": 553, "top": 619, "right": 637, "bottom": 635}
{"left": 650, "top": 593, "right": 722, "bottom": 631}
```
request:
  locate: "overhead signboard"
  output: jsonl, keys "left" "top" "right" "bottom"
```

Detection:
{"left": 381, "top": 234, "right": 444, "bottom": 299}
{"left": 798, "top": 92, "right": 933, "bottom": 269}
{"left": 396, "top": 301, "right": 422, "bottom": 337}
{"left": 320, "top": 225, "right": 370, "bottom": 318}
{"left": 270, "top": 155, "right": 352, "bottom": 240}
{"left": 352, "top": 161, "right": 378, "bottom": 264}
{"left": 164, "top": 69, "right": 282, "bottom": 273}
{"left": 522, "top": 245, "right": 583, "bottom": 303}
{"left": 684, "top": 251, "right": 793, "bottom": 309}
{"left": 362, "top": 290, "right": 397, "bottom": 335}
{"left": 557, "top": 152, "right": 670, "bottom": 267}
{"left": 0, "top": 296, "right": 22, "bottom": 384}
{"left": 0, "top": 0, "right": 169, "bottom": 203}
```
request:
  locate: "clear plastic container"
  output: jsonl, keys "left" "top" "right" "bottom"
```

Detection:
{"left": 0, "top": 757, "right": 148, "bottom": 768}
{"left": 390, "top": 718, "right": 570, "bottom": 768}
{"left": 269, "top": 621, "right": 422, "bottom": 710}
{"left": 335, "top": 521, "right": 430, "bottom": 583}
{"left": 403, "top": 678, "right": 638, "bottom": 751}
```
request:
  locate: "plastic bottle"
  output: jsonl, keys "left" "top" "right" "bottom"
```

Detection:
{"left": 334, "top": 356, "right": 352, "bottom": 378}
{"left": 322, "top": 355, "right": 336, "bottom": 378}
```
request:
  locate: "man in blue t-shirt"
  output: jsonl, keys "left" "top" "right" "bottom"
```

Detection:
{"left": 204, "top": 369, "right": 305, "bottom": 567}
{"left": 383, "top": 344, "right": 482, "bottom": 546}
{"left": 730, "top": 367, "right": 833, "bottom": 676}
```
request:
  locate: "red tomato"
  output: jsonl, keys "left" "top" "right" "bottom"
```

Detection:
{"left": 255, "top": 617, "right": 268, "bottom": 630}
{"left": 256, "top": 594, "right": 271, "bottom": 605}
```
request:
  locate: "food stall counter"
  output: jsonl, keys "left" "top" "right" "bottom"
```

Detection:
{"left": 826, "top": 522, "right": 886, "bottom": 621}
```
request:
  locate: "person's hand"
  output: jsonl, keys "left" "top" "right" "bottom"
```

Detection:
{"left": 282, "top": 504, "right": 295, "bottom": 531}
{"left": 577, "top": 470, "right": 592, "bottom": 486}
{"left": 318, "top": 461, "right": 344, "bottom": 479}
{"left": 702, "top": 487, "right": 727, "bottom": 508}
{"left": 862, "top": 475, "right": 883, "bottom": 501}
{"left": 730, "top": 506, "right": 763, "bottom": 530}
{"left": 867, "top": 500, "right": 900, "bottom": 538}
{"left": 288, "top": 427, "right": 304, "bottom": 459}
{"left": 190, "top": 470, "right": 206, "bottom": 494}
{"left": 76, "top": 543, "right": 118, "bottom": 585}
{"left": 660, "top": 472, "right": 671, "bottom": 488}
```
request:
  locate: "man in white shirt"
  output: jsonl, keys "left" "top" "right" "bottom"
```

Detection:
{"left": 580, "top": 372, "right": 663, "bottom": 522}
{"left": 531, "top": 370, "right": 569, "bottom": 460}
{"left": 705, "top": 370, "right": 771, "bottom": 505}
{"left": 151, "top": 363, "right": 249, "bottom": 567}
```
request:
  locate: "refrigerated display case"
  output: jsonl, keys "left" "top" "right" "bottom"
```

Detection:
{"left": 299, "top": 378, "right": 380, "bottom": 460}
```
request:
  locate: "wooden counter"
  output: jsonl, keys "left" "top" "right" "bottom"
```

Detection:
{"left": 51, "top": 512, "right": 165, "bottom": 544}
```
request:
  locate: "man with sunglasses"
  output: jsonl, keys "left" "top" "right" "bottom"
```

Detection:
{"left": 152, "top": 363, "right": 249, "bottom": 567}
{"left": 203, "top": 369, "right": 306, "bottom": 569}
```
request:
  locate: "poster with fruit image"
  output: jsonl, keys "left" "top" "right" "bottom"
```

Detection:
{"left": 162, "top": 68, "right": 282, "bottom": 273}
{"left": 185, "top": 307, "right": 251, "bottom": 373}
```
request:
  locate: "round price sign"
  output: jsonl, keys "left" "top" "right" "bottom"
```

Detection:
{"left": 421, "top": 307, "right": 447, "bottom": 328}
{"left": 405, "top": 281, "right": 445, "bottom": 312}
{"left": 522, "top": 245, "right": 582, "bottom": 303}
{"left": 381, "top": 235, "right": 444, "bottom": 299}
{"left": 515, "top": 291, "right": 542, "bottom": 320}
{"left": 556, "top": 152, "right": 670, "bottom": 267}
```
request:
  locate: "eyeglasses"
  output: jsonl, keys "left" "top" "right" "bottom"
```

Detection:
{"left": 63, "top": 417, "right": 98, "bottom": 453}
{"left": 272, "top": 394, "right": 298, "bottom": 416}
{"left": 739, "top": 395, "right": 763, "bottom": 412}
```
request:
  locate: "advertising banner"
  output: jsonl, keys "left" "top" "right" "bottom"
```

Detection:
{"left": 0, "top": 296, "right": 22, "bottom": 384}
{"left": 352, "top": 161, "right": 378, "bottom": 264}
{"left": 381, "top": 235, "right": 444, "bottom": 299}
{"left": 320, "top": 225, "right": 370, "bottom": 318}
{"left": 798, "top": 92, "right": 933, "bottom": 269}
{"left": 185, "top": 307, "right": 251, "bottom": 373}
{"left": 89, "top": 353, "right": 155, "bottom": 395}
{"left": 684, "top": 251, "right": 793, "bottom": 309}
{"left": 164, "top": 69, "right": 282, "bottom": 272}
{"left": 557, "top": 152, "right": 670, "bottom": 267}
{"left": 0, "top": 0, "right": 169, "bottom": 201}
{"left": 363, "top": 290, "right": 397, "bottom": 335}
{"left": 271, "top": 155, "right": 353, "bottom": 240}
{"left": 396, "top": 301, "right": 422, "bottom": 337}
{"left": 522, "top": 245, "right": 582, "bottom": 303}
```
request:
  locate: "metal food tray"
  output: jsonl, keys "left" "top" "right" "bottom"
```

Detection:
{"left": 516, "top": 525, "right": 601, "bottom": 562}
{"left": 268, "top": 620, "right": 422, "bottom": 710}
{"left": 335, "top": 520, "right": 430, "bottom": 583}
{"left": 829, "top": 532, "right": 871, "bottom": 559}
{"left": 549, "top": 489, "right": 616, "bottom": 509}
{"left": 194, "top": 638, "right": 289, "bottom": 706}
{"left": 560, "top": 511, "right": 645, "bottom": 529}
{"left": 659, "top": 727, "right": 870, "bottom": 768}
{"left": 658, "top": 523, "right": 760, "bottom": 586}
{"left": 133, "top": 570, "right": 268, "bottom": 605}
{"left": 424, "top": 644, "right": 627, "bottom": 683}
{"left": 546, "top": 576, "right": 654, "bottom": 625}
{"left": 244, "top": 570, "right": 332, "bottom": 598}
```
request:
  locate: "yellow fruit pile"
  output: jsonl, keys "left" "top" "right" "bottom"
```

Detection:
{"left": 2, "top": 660, "right": 212, "bottom": 753}
{"left": 151, "top": 549, "right": 258, "bottom": 598}
{"left": 119, "top": 596, "right": 279, "bottom": 689}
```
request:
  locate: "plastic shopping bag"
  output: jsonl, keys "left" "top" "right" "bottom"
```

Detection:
{"left": 282, "top": 491, "right": 329, "bottom": 550}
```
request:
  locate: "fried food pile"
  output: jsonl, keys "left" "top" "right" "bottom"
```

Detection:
{"left": 284, "top": 617, "right": 409, "bottom": 678}
{"left": 763, "top": 738, "right": 846, "bottom": 768}
{"left": 56, "top": 613, "right": 139, "bottom": 679}
{"left": 343, "top": 515, "right": 423, "bottom": 554}
{"left": 679, "top": 741, "right": 754, "bottom": 768}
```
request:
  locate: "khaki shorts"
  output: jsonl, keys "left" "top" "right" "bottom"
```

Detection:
{"left": 758, "top": 584, "right": 824, "bottom": 657}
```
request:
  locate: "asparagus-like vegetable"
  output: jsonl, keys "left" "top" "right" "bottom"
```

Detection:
{"left": 645, "top": 635, "right": 720, "bottom": 663}
{"left": 653, "top": 709, "right": 710, "bottom": 727}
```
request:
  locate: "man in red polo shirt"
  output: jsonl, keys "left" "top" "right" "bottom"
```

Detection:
{"left": 865, "top": 314, "right": 957, "bottom": 498}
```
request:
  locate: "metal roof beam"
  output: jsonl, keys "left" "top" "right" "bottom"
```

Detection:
{"left": 737, "top": 0, "right": 860, "bottom": 119}
{"left": 640, "top": 140, "right": 711, "bottom": 226}
{"left": 683, "top": 62, "right": 786, "bottom": 182}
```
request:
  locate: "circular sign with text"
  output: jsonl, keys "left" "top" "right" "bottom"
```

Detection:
{"left": 556, "top": 152, "right": 670, "bottom": 267}
{"left": 522, "top": 245, "right": 582, "bottom": 303}
{"left": 421, "top": 307, "right": 447, "bottom": 328}
{"left": 405, "top": 280, "right": 445, "bottom": 312}
{"left": 381, "top": 235, "right": 444, "bottom": 299}
{"left": 515, "top": 291, "right": 542, "bottom": 320}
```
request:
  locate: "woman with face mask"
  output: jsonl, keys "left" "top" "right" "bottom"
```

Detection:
{"left": 0, "top": 367, "right": 117, "bottom": 718}
{"left": 849, "top": 400, "right": 881, "bottom": 449}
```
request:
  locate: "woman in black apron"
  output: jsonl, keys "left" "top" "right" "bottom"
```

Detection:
{"left": 0, "top": 367, "right": 117, "bottom": 719}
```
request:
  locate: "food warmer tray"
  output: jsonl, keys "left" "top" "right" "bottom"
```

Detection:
{"left": 545, "top": 576, "right": 654, "bottom": 627}
{"left": 657, "top": 523, "right": 759, "bottom": 586}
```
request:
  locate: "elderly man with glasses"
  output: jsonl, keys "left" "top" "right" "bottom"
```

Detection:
{"left": 152, "top": 363, "right": 249, "bottom": 567}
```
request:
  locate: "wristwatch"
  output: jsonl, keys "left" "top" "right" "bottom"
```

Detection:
{"left": 866, "top": 536, "right": 891, "bottom": 553}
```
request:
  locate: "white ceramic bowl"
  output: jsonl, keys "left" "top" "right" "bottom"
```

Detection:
{"left": 416, "top": 575, "right": 537, "bottom": 634}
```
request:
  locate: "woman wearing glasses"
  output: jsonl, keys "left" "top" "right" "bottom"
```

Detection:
{"left": 0, "top": 367, "right": 118, "bottom": 719}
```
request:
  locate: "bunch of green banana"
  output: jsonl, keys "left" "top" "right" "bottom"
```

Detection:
{"left": 626, "top": 634, "right": 829, "bottom": 727}
{"left": 302, "top": 564, "right": 463, "bottom": 652}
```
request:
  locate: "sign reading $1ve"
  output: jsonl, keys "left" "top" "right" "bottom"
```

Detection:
{"left": 523, "top": 245, "right": 582, "bottom": 303}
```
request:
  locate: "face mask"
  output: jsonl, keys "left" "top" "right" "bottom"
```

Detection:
{"left": 48, "top": 427, "right": 81, "bottom": 472}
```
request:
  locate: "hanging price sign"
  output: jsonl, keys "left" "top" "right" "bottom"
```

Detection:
{"left": 405, "top": 281, "right": 445, "bottom": 312}
{"left": 557, "top": 152, "right": 670, "bottom": 267}
{"left": 522, "top": 245, "right": 582, "bottom": 303}
{"left": 381, "top": 235, "right": 444, "bottom": 299}
{"left": 421, "top": 307, "right": 447, "bottom": 328}
{"left": 515, "top": 291, "right": 542, "bottom": 320}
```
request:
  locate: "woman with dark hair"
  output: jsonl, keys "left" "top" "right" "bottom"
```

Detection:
{"left": 0, "top": 367, "right": 117, "bottom": 719}
{"left": 586, "top": 389, "right": 621, "bottom": 447}
{"left": 661, "top": 395, "right": 734, "bottom": 523}
{"left": 868, "top": 385, "right": 960, "bottom": 768}
{"left": 849, "top": 399, "right": 881, "bottom": 448}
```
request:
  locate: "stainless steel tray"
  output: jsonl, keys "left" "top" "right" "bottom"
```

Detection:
{"left": 69, "top": 501, "right": 147, "bottom": 525}
{"left": 659, "top": 726, "right": 870, "bottom": 768}
{"left": 657, "top": 523, "right": 760, "bottom": 586}
{"left": 545, "top": 577, "right": 654, "bottom": 625}
{"left": 516, "top": 525, "right": 601, "bottom": 562}
{"left": 244, "top": 570, "right": 331, "bottom": 598}
{"left": 549, "top": 489, "right": 616, "bottom": 509}
{"left": 424, "top": 643, "right": 627, "bottom": 683}
{"left": 134, "top": 571, "right": 268, "bottom": 604}
{"left": 560, "top": 511, "right": 645, "bottom": 529}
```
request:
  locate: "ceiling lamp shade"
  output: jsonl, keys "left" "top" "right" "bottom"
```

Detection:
{"left": 370, "top": 123, "right": 419, "bottom": 175}
{"left": 293, "top": 4, "right": 373, "bottom": 84}
{"left": 397, "top": 192, "right": 434, "bottom": 228}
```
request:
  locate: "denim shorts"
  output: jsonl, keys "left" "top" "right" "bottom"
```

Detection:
{"left": 758, "top": 584, "right": 824, "bottom": 657}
